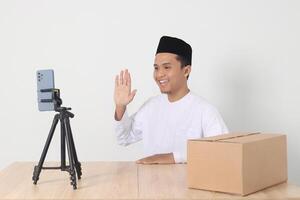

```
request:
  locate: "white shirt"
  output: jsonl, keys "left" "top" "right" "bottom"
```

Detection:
{"left": 114, "top": 91, "right": 228, "bottom": 163}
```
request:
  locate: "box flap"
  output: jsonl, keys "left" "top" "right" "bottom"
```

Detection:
{"left": 222, "top": 133, "right": 284, "bottom": 144}
{"left": 190, "top": 132, "right": 260, "bottom": 142}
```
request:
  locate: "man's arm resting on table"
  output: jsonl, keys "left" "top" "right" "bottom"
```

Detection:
{"left": 136, "top": 153, "right": 175, "bottom": 164}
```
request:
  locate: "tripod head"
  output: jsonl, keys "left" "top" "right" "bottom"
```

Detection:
{"left": 40, "top": 88, "right": 72, "bottom": 113}
{"left": 40, "top": 88, "right": 61, "bottom": 104}
{"left": 40, "top": 88, "right": 61, "bottom": 110}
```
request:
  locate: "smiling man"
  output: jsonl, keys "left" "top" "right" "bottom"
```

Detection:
{"left": 114, "top": 36, "right": 228, "bottom": 164}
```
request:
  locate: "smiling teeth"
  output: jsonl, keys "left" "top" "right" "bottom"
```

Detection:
{"left": 159, "top": 80, "right": 168, "bottom": 83}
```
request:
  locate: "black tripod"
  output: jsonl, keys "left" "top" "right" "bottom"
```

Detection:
{"left": 32, "top": 89, "right": 82, "bottom": 189}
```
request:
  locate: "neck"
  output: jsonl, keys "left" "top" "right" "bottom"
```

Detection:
{"left": 167, "top": 86, "right": 190, "bottom": 102}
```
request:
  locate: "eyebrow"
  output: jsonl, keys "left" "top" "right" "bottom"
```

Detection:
{"left": 153, "top": 62, "right": 172, "bottom": 67}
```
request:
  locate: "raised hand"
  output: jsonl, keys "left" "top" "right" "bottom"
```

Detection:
{"left": 114, "top": 69, "right": 137, "bottom": 120}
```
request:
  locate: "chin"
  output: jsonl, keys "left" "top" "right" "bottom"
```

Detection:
{"left": 157, "top": 83, "right": 171, "bottom": 93}
{"left": 159, "top": 88, "right": 170, "bottom": 94}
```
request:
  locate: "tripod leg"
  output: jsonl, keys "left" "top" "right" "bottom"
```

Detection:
{"left": 60, "top": 117, "right": 66, "bottom": 170}
{"left": 66, "top": 119, "right": 82, "bottom": 179}
{"left": 64, "top": 117, "right": 77, "bottom": 189}
{"left": 32, "top": 114, "right": 59, "bottom": 184}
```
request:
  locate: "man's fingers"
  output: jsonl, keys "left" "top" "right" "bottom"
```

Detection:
{"left": 136, "top": 158, "right": 145, "bottom": 164}
{"left": 136, "top": 160, "right": 156, "bottom": 165}
{"left": 115, "top": 75, "right": 119, "bottom": 87}
{"left": 120, "top": 70, "right": 124, "bottom": 85}
{"left": 124, "top": 69, "right": 129, "bottom": 86}
{"left": 136, "top": 159, "right": 142, "bottom": 164}
{"left": 136, "top": 156, "right": 158, "bottom": 165}
{"left": 128, "top": 72, "right": 132, "bottom": 91}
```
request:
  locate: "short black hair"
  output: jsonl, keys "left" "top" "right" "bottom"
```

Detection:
{"left": 176, "top": 55, "right": 191, "bottom": 80}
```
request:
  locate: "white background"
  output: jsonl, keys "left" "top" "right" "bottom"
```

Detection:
{"left": 0, "top": 0, "right": 299, "bottom": 184}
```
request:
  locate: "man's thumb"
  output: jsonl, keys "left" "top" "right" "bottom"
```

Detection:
{"left": 130, "top": 89, "right": 137, "bottom": 100}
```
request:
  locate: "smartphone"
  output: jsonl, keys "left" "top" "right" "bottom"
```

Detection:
{"left": 37, "top": 69, "right": 55, "bottom": 111}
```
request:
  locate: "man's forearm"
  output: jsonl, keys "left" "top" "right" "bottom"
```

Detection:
{"left": 115, "top": 105, "right": 126, "bottom": 121}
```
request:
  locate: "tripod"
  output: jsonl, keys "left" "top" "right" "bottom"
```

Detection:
{"left": 32, "top": 89, "right": 82, "bottom": 189}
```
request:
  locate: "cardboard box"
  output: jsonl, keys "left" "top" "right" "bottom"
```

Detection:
{"left": 187, "top": 132, "right": 287, "bottom": 196}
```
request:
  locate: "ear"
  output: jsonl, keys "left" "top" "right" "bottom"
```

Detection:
{"left": 184, "top": 65, "right": 191, "bottom": 77}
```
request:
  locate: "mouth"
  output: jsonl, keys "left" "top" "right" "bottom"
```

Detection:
{"left": 158, "top": 79, "right": 168, "bottom": 87}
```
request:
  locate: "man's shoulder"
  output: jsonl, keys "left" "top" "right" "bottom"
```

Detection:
{"left": 189, "top": 92, "right": 211, "bottom": 106}
{"left": 144, "top": 94, "right": 165, "bottom": 105}
{"left": 189, "top": 92, "right": 218, "bottom": 112}
{"left": 137, "top": 94, "right": 165, "bottom": 111}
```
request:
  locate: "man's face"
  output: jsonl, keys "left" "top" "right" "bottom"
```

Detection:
{"left": 153, "top": 53, "right": 190, "bottom": 94}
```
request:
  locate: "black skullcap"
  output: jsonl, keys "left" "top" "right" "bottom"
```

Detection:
{"left": 156, "top": 36, "right": 192, "bottom": 65}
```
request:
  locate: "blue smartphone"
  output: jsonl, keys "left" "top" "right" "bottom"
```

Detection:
{"left": 37, "top": 69, "right": 55, "bottom": 111}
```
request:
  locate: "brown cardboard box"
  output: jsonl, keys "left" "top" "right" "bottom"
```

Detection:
{"left": 187, "top": 132, "right": 287, "bottom": 196}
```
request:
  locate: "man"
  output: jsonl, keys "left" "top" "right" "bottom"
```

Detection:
{"left": 114, "top": 36, "right": 228, "bottom": 164}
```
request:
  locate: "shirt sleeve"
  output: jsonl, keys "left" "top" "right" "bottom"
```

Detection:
{"left": 202, "top": 106, "right": 229, "bottom": 137}
{"left": 114, "top": 110, "right": 143, "bottom": 146}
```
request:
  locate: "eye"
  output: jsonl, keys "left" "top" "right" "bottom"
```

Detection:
{"left": 154, "top": 67, "right": 158, "bottom": 70}
{"left": 164, "top": 66, "right": 170, "bottom": 70}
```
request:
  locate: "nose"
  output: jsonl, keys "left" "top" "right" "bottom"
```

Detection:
{"left": 156, "top": 68, "right": 165, "bottom": 79}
